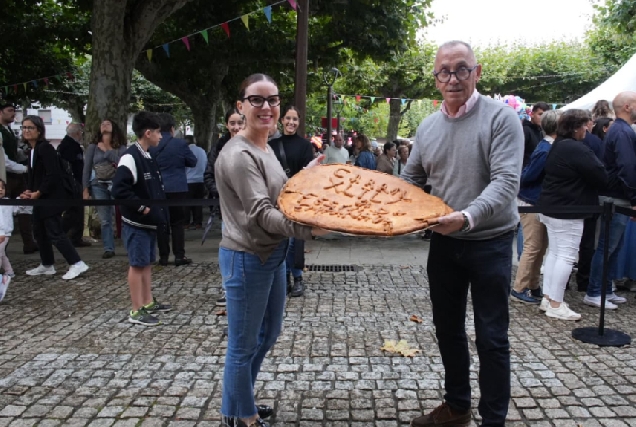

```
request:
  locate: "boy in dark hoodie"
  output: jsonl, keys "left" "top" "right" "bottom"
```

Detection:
{"left": 112, "top": 112, "right": 171, "bottom": 326}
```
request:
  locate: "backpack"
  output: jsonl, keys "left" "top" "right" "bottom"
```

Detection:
{"left": 56, "top": 150, "right": 82, "bottom": 198}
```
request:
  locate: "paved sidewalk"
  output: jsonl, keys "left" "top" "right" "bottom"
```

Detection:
{"left": 1, "top": 230, "right": 636, "bottom": 427}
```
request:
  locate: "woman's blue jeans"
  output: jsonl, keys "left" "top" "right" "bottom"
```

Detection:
{"left": 91, "top": 182, "right": 115, "bottom": 252}
{"left": 219, "top": 240, "right": 288, "bottom": 419}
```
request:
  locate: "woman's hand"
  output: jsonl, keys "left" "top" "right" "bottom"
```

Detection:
{"left": 305, "top": 154, "right": 326, "bottom": 169}
{"left": 311, "top": 227, "right": 330, "bottom": 237}
{"left": 83, "top": 188, "right": 90, "bottom": 200}
{"left": 0, "top": 236, "right": 6, "bottom": 244}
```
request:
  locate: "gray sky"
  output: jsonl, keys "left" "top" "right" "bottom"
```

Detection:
{"left": 425, "top": 0, "right": 597, "bottom": 47}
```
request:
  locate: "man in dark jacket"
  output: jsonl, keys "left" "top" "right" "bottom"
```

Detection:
{"left": 522, "top": 102, "right": 549, "bottom": 167}
{"left": 149, "top": 113, "right": 197, "bottom": 266}
{"left": 0, "top": 102, "right": 38, "bottom": 253}
{"left": 585, "top": 92, "right": 636, "bottom": 309}
{"left": 59, "top": 123, "right": 90, "bottom": 247}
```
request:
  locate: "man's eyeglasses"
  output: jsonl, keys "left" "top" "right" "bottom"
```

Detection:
{"left": 433, "top": 66, "right": 477, "bottom": 83}
{"left": 241, "top": 95, "right": 281, "bottom": 108}
{"left": 20, "top": 126, "right": 36, "bottom": 131}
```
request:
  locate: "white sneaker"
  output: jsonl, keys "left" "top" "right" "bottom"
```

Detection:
{"left": 0, "top": 275, "right": 10, "bottom": 302}
{"left": 539, "top": 298, "right": 550, "bottom": 312}
{"left": 583, "top": 295, "right": 618, "bottom": 310}
{"left": 62, "top": 261, "right": 89, "bottom": 280}
{"left": 546, "top": 303, "right": 581, "bottom": 321}
{"left": 26, "top": 265, "right": 56, "bottom": 276}
{"left": 606, "top": 293, "right": 627, "bottom": 304}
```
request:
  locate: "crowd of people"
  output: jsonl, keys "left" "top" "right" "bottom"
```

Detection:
{"left": 2, "top": 37, "right": 636, "bottom": 427}
{"left": 512, "top": 94, "right": 636, "bottom": 321}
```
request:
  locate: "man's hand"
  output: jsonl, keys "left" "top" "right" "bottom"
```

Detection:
{"left": 19, "top": 190, "right": 32, "bottom": 199}
{"left": 433, "top": 212, "right": 465, "bottom": 235}
{"left": 29, "top": 191, "right": 41, "bottom": 200}
{"left": 143, "top": 207, "right": 150, "bottom": 215}
{"left": 83, "top": 188, "right": 90, "bottom": 200}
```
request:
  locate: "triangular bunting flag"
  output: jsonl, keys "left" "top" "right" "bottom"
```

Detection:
{"left": 401, "top": 98, "right": 406, "bottom": 105}
{"left": 433, "top": 100, "right": 439, "bottom": 107}
{"left": 355, "top": 95, "right": 361, "bottom": 102}
{"left": 32, "top": 80, "right": 38, "bottom": 88}
{"left": 200, "top": 29, "right": 209, "bottom": 43}
{"left": 288, "top": 0, "right": 297, "bottom": 10}
{"left": 221, "top": 22, "right": 230, "bottom": 38}
{"left": 181, "top": 36, "right": 190, "bottom": 51}
{"left": 43, "top": 77, "right": 49, "bottom": 86}
{"left": 66, "top": 72, "right": 74, "bottom": 80}
{"left": 263, "top": 5, "right": 272, "bottom": 23}
{"left": 13, "top": 85, "right": 17, "bottom": 93}
{"left": 552, "top": 103, "right": 557, "bottom": 110}
{"left": 241, "top": 14, "right": 249, "bottom": 30}
{"left": 146, "top": 49, "right": 153, "bottom": 62}
{"left": 370, "top": 97, "right": 375, "bottom": 103}
{"left": 162, "top": 43, "right": 170, "bottom": 57}
{"left": 386, "top": 98, "right": 390, "bottom": 103}
{"left": 23, "top": 83, "right": 27, "bottom": 91}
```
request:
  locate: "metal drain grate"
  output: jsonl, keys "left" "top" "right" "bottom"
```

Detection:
{"left": 306, "top": 264, "right": 361, "bottom": 272}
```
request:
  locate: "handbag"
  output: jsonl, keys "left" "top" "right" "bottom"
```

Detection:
{"left": 94, "top": 161, "right": 117, "bottom": 180}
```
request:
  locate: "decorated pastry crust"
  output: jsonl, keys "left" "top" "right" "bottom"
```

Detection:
{"left": 278, "top": 164, "right": 453, "bottom": 236}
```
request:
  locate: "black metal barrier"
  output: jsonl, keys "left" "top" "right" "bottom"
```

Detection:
{"left": 0, "top": 198, "right": 631, "bottom": 347}
{"left": 519, "top": 202, "right": 632, "bottom": 347}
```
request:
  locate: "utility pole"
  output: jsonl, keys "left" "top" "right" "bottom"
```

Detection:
{"left": 294, "top": 0, "right": 309, "bottom": 138}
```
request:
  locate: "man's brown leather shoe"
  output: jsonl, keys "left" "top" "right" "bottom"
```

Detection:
{"left": 410, "top": 402, "right": 471, "bottom": 427}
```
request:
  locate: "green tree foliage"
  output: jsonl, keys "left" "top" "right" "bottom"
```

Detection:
{"left": 587, "top": 0, "right": 636, "bottom": 66}
{"left": 0, "top": 0, "right": 90, "bottom": 107}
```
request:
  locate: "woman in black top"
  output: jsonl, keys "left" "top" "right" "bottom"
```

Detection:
{"left": 20, "top": 115, "right": 89, "bottom": 281}
{"left": 537, "top": 109, "right": 608, "bottom": 321}
{"left": 268, "top": 105, "right": 315, "bottom": 298}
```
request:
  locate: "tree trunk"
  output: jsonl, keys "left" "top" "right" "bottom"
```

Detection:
{"left": 85, "top": 0, "right": 194, "bottom": 143}
{"left": 386, "top": 98, "right": 403, "bottom": 141}
{"left": 190, "top": 102, "right": 219, "bottom": 152}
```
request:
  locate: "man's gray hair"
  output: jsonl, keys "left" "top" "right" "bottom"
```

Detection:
{"left": 437, "top": 40, "right": 477, "bottom": 63}
{"left": 66, "top": 123, "right": 82, "bottom": 135}
{"left": 541, "top": 110, "right": 561, "bottom": 136}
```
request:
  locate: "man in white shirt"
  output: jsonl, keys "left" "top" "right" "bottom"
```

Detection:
{"left": 324, "top": 133, "right": 349, "bottom": 164}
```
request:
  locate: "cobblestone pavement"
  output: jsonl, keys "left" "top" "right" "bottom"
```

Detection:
{"left": 1, "top": 255, "right": 636, "bottom": 427}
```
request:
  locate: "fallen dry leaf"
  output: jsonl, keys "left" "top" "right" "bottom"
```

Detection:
{"left": 380, "top": 339, "right": 421, "bottom": 357}
{"left": 215, "top": 310, "right": 227, "bottom": 316}
{"left": 304, "top": 249, "right": 312, "bottom": 253}
{"left": 409, "top": 314, "right": 423, "bottom": 323}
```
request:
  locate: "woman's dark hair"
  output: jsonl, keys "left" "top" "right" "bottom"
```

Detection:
{"left": 21, "top": 115, "right": 46, "bottom": 143}
{"left": 225, "top": 108, "right": 241, "bottom": 124}
{"left": 280, "top": 105, "right": 299, "bottom": 122}
{"left": 398, "top": 145, "right": 409, "bottom": 156}
{"left": 0, "top": 178, "right": 6, "bottom": 190}
{"left": 93, "top": 118, "right": 126, "bottom": 148}
{"left": 592, "top": 117, "right": 614, "bottom": 141}
{"left": 238, "top": 73, "right": 277, "bottom": 100}
{"left": 557, "top": 109, "right": 591, "bottom": 139}
{"left": 132, "top": 112, "right": 161, "bottom": 139}
{"left": 592, "top": 99, "right": 613, "bottom": 120}
{"left": 383, "top": 142, "right": 396, "bottom": 155}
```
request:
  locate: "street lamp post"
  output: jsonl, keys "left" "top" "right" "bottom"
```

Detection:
{"left": 324, "top": 68, "right": 340, "bottom": 146}
{"left": 333, "top": 97, "right": 345, "bottom": 134}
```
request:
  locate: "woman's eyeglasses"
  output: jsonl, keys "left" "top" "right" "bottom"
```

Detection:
{"left": 241, "top": 95, "right": 281, "bottom": 108}
{"left": 20, "top": 126, "right": 37, "bottom": 131}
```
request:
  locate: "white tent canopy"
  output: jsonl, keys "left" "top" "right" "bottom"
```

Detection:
{"left": 562, "top": 54, "right": 636, "bottom": 111}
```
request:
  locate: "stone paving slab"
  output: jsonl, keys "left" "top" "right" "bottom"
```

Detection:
{"left": 1, "top": 255, "right": 635, "bottom": 426}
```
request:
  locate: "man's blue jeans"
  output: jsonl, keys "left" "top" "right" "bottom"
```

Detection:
{"left": 219, "top": 241, "right": 288, "bottom": 419}
{"left": 516, "top": 223, "right": 523, "bottom": 261}
{"left": 427, "top": 231, "right": 513, "bottom": 427}
{"left": 587, "top": 211, "right": 629, "bottom": 297}
{"left": 286, "top": 238, "right": 303, "bottom": 278}
{"left": 91, "top": 182, "right": 115, "bottom": 253}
